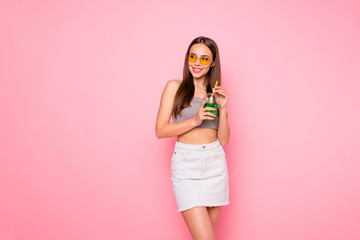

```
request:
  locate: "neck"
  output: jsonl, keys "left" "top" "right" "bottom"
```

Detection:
{"left": 193, "top": 76, "right": 207, "bottom": 88}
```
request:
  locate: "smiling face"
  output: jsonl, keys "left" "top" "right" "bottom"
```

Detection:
{"left": 188, "top": 43, "right": 215, "bottom": 80}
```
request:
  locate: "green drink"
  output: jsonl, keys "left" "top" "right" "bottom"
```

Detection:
{"left": 203, "top": 93, "right": 218, "bottom": 120}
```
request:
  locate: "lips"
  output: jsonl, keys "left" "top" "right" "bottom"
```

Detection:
{"left": 193, "top": 67, "right": 203, "bottom": 73}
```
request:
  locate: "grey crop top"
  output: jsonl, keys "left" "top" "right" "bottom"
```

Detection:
{"left": 171, "top": 80, "right": 219, "bottom": 130}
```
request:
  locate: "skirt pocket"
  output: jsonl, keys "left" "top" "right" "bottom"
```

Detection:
{"left": 214, "top": 145, "right": 226, "bottom": 160}
{"left": 209, "top": 146, "right": 228, "bottom": 175}
{"left": 171, "top": 148, "right": 190, "bottom": 162}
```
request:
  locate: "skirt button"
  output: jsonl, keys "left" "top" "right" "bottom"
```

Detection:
{"left": 202, "top": 146, "right": 205, "bottom": 148}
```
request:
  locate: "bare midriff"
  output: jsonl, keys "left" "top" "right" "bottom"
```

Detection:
{"left": 177, "top": 127, "right": 218, "bottom": 145}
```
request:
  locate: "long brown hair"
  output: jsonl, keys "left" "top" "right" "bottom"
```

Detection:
{"left": 172, "top": 36, "right": 222, "bottom": 119}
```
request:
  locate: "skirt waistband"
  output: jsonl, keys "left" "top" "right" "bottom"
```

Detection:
{"left": 175, "top": 139, "right": 221, "bottom": 151}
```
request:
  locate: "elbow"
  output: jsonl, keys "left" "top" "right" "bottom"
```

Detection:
{"left": 156, "top": 122, "right": 170, "bottom": 139}
{"left": 155, "top": 126, "right": 165, "bottom": 139}
{"left": 220, "top": 140, "right": 228, "bottom": 147}
{"left": 156, "top": 133, "right": 164, "bottom": 139}
{"left": 155, "top": 130, "right": 162, "bottom": 139}
{"left": 219, "top": 136, "right": 230, "bottom": 146}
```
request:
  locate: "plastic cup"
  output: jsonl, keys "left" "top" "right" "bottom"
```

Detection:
{"left": 203, "top": 92, "right": 218, "bottom": 120}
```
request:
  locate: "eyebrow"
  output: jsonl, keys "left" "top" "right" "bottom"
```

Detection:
{"left": 190, "top": 52, "right": 210, "bottom": 57}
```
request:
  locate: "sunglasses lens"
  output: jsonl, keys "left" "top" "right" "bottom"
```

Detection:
{"left": 188, "top": 54, "right": 197, "bottom": 63}
{"left": 200, "top": 57, "right": 210, "bottom": 65}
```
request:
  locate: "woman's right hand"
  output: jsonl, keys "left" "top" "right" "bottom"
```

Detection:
{"left": 192, "top": 98, "right": 217, "bottom": 126}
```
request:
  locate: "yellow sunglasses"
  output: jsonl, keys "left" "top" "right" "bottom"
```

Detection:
{"left": 188, "top": 53, "right": 211, "bottom": 65}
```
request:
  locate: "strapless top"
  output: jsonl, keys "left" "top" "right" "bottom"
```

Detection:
{"left": 172, "top": 96, "right": 219, "bottom": 130}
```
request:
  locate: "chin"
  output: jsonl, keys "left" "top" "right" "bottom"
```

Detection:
{"left": 191, "top": 71, "right": 206, "bottom": 78}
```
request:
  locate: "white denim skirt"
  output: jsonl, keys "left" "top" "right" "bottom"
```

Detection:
{"left": 171, "top": 139, "right": 230, "bottom": 212}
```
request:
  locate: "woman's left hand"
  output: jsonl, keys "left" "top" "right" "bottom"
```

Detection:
{"left": 213, "top": 86, "right": 229, "bottom": 109}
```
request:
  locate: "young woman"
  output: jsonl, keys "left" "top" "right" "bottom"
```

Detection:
{"left": 155, "top": 36, "right": 230, "bottom": 239}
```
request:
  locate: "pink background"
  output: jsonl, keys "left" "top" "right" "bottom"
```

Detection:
{"left": 1, "top": 0, "right": 360, "bottom": 239}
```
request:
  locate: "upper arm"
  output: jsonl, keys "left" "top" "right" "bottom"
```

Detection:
{"left": 156, "top": 79, "right": 181, "bottom": 129}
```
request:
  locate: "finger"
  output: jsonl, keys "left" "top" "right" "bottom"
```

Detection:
{"left": 204, "top": 107, "right": 216, "bottom": 111}
{"left": 214, "top": 90, "right": 225, "bottom": 94}
{"left": 215, "top": 92, "right": 227, "bottom": 97}
{"left": 202, "top": 115, "right": 214, "bottom": 120}
{"left": 200, "top": 97, "right": 208, "bottom": 108}
{"left": 204, "top": 112, "right": 216, "bottom": 117}
{"left": 216, "top": 89, "right": 225, "bottom": 92}
{"left": 201, "top": 116, "right": 213, "bottom": 120}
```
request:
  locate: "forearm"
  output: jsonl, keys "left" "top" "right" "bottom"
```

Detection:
{"left": 217, "top": 107, "right": 230, "bottom": 146}
{"left": 156, "top": 118, "right": 198, "bottom": 138}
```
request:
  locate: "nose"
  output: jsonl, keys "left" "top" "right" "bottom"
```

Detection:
{"left": 194, "top": 58, "right": 201, "bottom": 66}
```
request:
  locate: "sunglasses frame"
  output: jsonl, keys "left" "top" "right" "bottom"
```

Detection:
{"left": 188, "top": 53, "right": 212, "bottom": 65}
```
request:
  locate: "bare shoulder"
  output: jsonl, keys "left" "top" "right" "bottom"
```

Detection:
{"left": 162, "top": 79, "right": 181, "bottom": 99}
{"left": 156, "top": 79, "right": 182, "bottom": 125}
{"left": 165, "top": 79, "right": 181, "bottom": 89}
